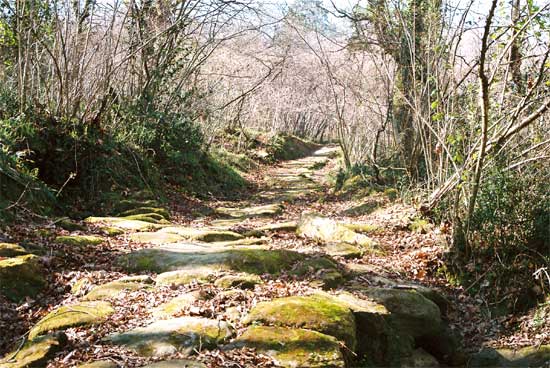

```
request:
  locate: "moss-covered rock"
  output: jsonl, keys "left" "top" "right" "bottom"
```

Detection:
{"left": 290, "top": 257, "right": 345, "bottom": 290}
{"left": 119, "top": 246, "right": 304, "bottom": 276}
{"left": 122, "top": 213, "right": 170, "bottom": 224}
{"left": 55, "top": 235, "right": 104, "bottom": 246}
{"left": 152, "top": 292, "right": 201, "bottom": 319}
{"left": 119, "top": 207, "right": 170, "bottom": 220}
{"left": 297, "top": 214, "right": 376, "bottom": 248}
{"left": 107, "top": 317, "right": 232, "bottom": 357}
{"left": 243, "top": 294, "right": 356, "bottom": 351}
{"left": 257, "top": 222, "right": 298, "bottom": 232}
{"left": 215, "top": 203, "right": 283, "bottom": 219}
{"left": 228, "top": 326, "right": 345, "bottom": 368}
{"left": 141, "top": 360, "right": 206, "bottom": 368}
{"left": 56, "top": 218, "right": 86, "bottom": 231}
{"left": 342, "top": 223, "right": 380, "bottom": 234}
{"left": 29, "top": 301, "right": 115, "bottom": 340}
{"left": 155, "top": 269, "right": 213, "bottom": 286}
{"left": 0, "top": 254, "right": 46, "bottom": 302}
{"left": 130, "top": 232, "right": 184, "bottom": 245}
{"left": 100, "top": 226, "right": 125, "bottom": 236}
{"left": 76, "top": 360, "right": 118, "bottom": 368}
{"left": 324, "top": 242, "right": 363, "bottom": 259}
{"left": 82, "top": 281, "right": 148, "bottom": 301}
{"left": 470, "top": 345, "right": 550, "bottom": 367}
{"left": 0, "top": 333, "right": 67, "bottom": 368}
{"left": 0, "top": 242, "right": 28, "bottom": 257}
{"left": 159, "top": 227, "right": 244, "bottom": 242}
{"left": 85, "top": 217, "right": 163, "bottom": 231}
{"left": 214, "top": 274, "right": 262, "bottom": 289}
{"left": 332, "top": 291, "right": 413, "bottom": 366}
{"left": 362, "top": 288, "right": 442, "bottom": 339}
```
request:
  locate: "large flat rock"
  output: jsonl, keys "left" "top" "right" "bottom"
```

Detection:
{"left": 227, "top": 326, "right": 345, "bottom": 368}
{"left": 214, "top": 203, "right": 283, "bottom": 219}
{"left": 297, "top": 214, "right": 376, "bottom": 248}
{"left": 29, "top": 301, "right": 115, "bottom": 340}
{"left": 107, "top": 317, "right": 232, "bottom": 357}
{"left": 243, "top": 293, "right": 356, "bottom": 351}
{"left": 118, "top": 244, "right": 304, "bottom": 275}
{"left": 0, "top": 333, "right": 67, "bottom": 368}
{"left": 0, "top": 254, "right": 46, "bottom": 302}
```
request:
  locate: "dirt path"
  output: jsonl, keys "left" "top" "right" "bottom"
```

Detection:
{"left": 1, "top": 147, "right": 485, "bottom": 367}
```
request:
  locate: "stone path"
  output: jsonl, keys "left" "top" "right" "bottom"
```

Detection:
{"left": 3, "top": 146, "right": 542, "bottom": 367}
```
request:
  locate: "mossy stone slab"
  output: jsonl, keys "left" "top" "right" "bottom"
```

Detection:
{"left": 107, "top": 317, "right": 232, "bottom": 357}
{"left": 122, "top": 213, "right": 170, "bottom": 224}
{"left": 141, "top": 360, "right": 206, "bottom": 368}
{"left": 297, "top": 214, "right": 376, "bottom": 248}
{"left": 362, "top": 288, "right": 443, "bottom": 338}
{"left": 152, "top": 292, "right": 201, "bottom": 319}
{"left": 82, "top": 281, "right": 147, "bottom": 301}
{"left": 130, "top": 232, "right": 184, "bottom": 245}
{"left": 0, "top": 243, "right": 28, "bottom": 257}
{"left": 119, "top": 245, "right": 304, "bottom": 275}
{"left": 243, "top": 293, "right": 356, "bottom": 351}
{"left": 228, "top": 326, "right": 345, "bottom": 368}
{"left": 159, "top": 227, "right": 244, "bottom": 242}
{"left": 0, "top": 333, "right": 67, "bottom": 368}
{"left": 324, "top": 242, "right": 363, "bottom": 259}
{"left": 119, "top": 207, "right": 170, "bottom": 220}
{"left": 214, "top": 203, "right": 283, "bottom": 219}
{"left": 56, "top": 218, "right": 87, "bottom": 232}
{"left": 257, "top": 222, "right": 298, "bottom": 232}
{"left": 76, "top": 360, "right": 118, "bottom": 368}
{"left": 0, "top": 254, "right": 46, "bottom": 302}
{"left": 214, "top": 274, "right": 262, "bottom": 289}
{"left": 155, "top": 269, "right": 214, "bottom": 286}
{"left": 55, "top": 235, "right": 104, "bottom": 246}
{"left": 85, "top": 217, "right": 163, "bottom": 231}
{"left": 29, "top": 301, "right": 115, "bottom": 340}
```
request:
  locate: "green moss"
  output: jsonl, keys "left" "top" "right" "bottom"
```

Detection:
{"left": 257, "top": 222, "right": 298, "bottom": 232}
{"left": 409, "top": 218, "right": 433, "bottom": 234}
{"left": 130, "top": 232, "right": 183, "bottom": 245}
{"left": 76, "top": 361, "right": 118, "bottom": 368}
{"left": 107, "top": 317, "right": 232, "bottom": 357}
{"left": 119, "top": 247, "right": 304, "bottom": 276}
{"left": 0, "top": 333, "right": 67, "bottom": 368}
{"left": 243, "top": 294, "right": 356, "bottom": 350}
{"left": 0, "top": 242, "right": 28, "bottom": 257}
{"left": 215, "top": 203, "right": 283, "bottom": 219}
{"left": 228, "top": 248, "right": 304, "bottom": 275}
{"left": 29, "top": 301, "right": 115, "bottom": 340}
{"left": 363, "top": 288, "right": 442, "bottom": 338}
{"left": 214, "top": 274, "right": 262, "bottom": 289}
{"left": 155, "top": 270, "right": 213, "bottom": 286}
{"left": 324, "top": 242, "right": 364, "bottom": 259}
{"left": 384, "top": 188, "right": 399, "bottom": 200}
{"left": 55, "top": 235, "right": 104, "bottom": 246}
{"left": 342, "top": 223, "right": 380, "bottom": 234}
{"left": 82, "top": 281, "right": 147, "bottom": 301}
{"left": 266, "top": 134, "right": 319, "bottom": 162}
{"left": 100, "top": 227, "right": 125, "bottom": 236}
{"left": 118, "top": 206, "right": 170, "bottom": 219}
{"left": 152, "top": 292, "right": 200, "bottom": 318}
{"left": 122, "top": 213, "right": 170, "bottom": 224}
{"left": 297, "top": 214, "right": 377, "bottom": 248}
{"left": 85, "top": 216, "right": 163, "bottom": 231}
{"left": 0, "top": 254, "right": 46, "bottom": 302}
{"left": 159, "top": 227, "right": 244, "bottom": 242}
{"left": 56, "top": 218, "right": 86, "bottom": 231}
{"left": 231, "top": 326, "right": 345, "bottom": 368}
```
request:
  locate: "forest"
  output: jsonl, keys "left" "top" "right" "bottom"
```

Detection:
{"left": 0, "top": 0, "right": 549, "bottom": 367}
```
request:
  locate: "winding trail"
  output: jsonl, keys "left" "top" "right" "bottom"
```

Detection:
{"left": 2, "top": 146, "right": 467, "bottom": 368}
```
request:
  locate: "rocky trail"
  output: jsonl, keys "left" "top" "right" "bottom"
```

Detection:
{"left": 0, "top": 147, "right": 546, "bottom": 368}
